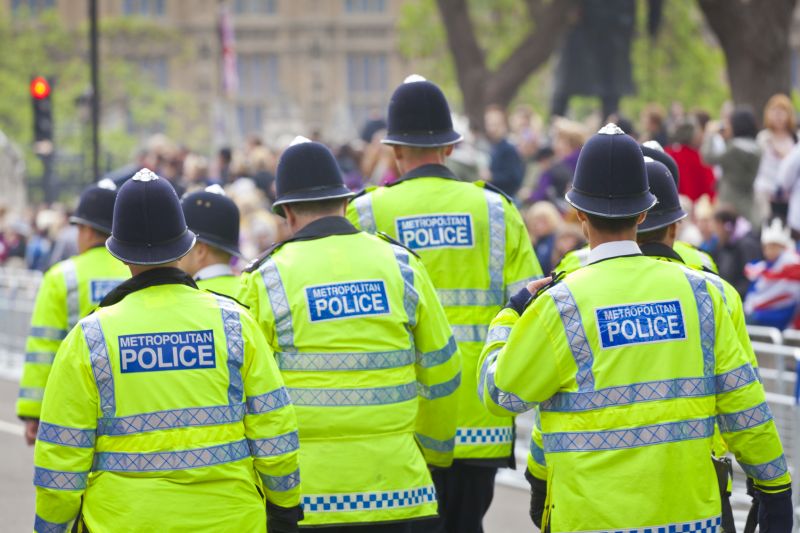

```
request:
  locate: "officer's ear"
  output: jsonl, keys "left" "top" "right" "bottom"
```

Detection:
{"left": 443, "top": 145, "right": 455, "bottom": 157}
{"left": 636, "top": 211, "right": 647, "bottom": 225}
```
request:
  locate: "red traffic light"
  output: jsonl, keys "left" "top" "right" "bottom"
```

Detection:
{"left": 30, "top": 77, "right": 51, "bottom": 100}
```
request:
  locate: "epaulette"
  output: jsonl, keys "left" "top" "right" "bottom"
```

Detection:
{"left": 376, "top": 231, "right": 421, "bottom": 259}
{"left": 204, "top": 289, "right": 250, "bottom": 309}
{"left": 349, "top": 186, "right": 378, "bottom": 201}
{"left": 243, "top": 240, "right": 291, "bottom": 273}
{"left": 475, "top": 180, "right": 514, "bottom": 203}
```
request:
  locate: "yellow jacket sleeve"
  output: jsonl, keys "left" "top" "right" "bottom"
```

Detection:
{"left": 240, "top": 309, "right": 301, "bottom": 508}
{"left": 409, "top": 255, "right": 460, "bottom": 468}
{"left": 18, "top": 265, "right": 69, "bottom": 419}
{"left": 503, "top": 201, "right": 543, "bottom": 296}
{"left": 33, "top": 323, "right": 98, "bottom": 532}
{"left": 526, "top": 408, "right": 547, "bottom": 480}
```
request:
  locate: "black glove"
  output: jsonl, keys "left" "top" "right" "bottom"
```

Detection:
{"left": 525, "top": 469, "right": 547, "bottom": 528}
{"left": 266, "top": 500, "right": 304, "bottom": 533}
{"left": 506, "top": 287, "right": 534, "bottom": 315}
{"left": 756, "top": 487, "right": 793, "bottom": 533}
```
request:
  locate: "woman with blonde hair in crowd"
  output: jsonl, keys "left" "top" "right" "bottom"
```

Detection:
{"left": 524, "top": 201, "right": 562, "bottom": 273}
{"left": 755, "top": 93, "right": 797, "bottom": 221}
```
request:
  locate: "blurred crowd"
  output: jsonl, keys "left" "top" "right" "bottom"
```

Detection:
{"left": 5, "top": 94, "right": 800, "bottom": 330}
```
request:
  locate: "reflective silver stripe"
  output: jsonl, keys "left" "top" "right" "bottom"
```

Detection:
{"left": 353, "top": 194, "right": 376, "bottom": 233}
{"left": 576, "top": 517, "right": 721, "bottom": 533}
{"left": 479, "top": 348, "right": 537, "bottom": 413}
{"left": 704, "top": 272, "right": 728, "bottom": 307}
{"left": 717, "top": 402, "right": 773, "bottom": 433}
{"left": 417, "top": 336, "right": 457, "bottom": 368}
{"left": 451, "top": 324, "right": 487, "bottom": 343}
{"left": 288, "top": 382, "right": 417, "bottom": 406}
{"left": 529, "top": 435, "right": 545, "bottom": 465}
{"left": 303, "top": 485, "right": 435, "bottom": 513}
{"left": 683, "top": 268, "right": 716, "bottom": 377}
{"left": 260, "top": 468, "right": 300, "bottom": 492}
{"left": 97, "top": 404, "right": 246, "bottom": 436}
{"left": 25, "top": 351, "right": 55, "bottom": 364}
{"left": 18, "top": 387, "right": 44, "bottom": 400}
{"left": 740, "top": 455, "right": 789, "bottom": 481}
{"left": 436, "top": 288, "right": 504, "bottom": 307}
{"left": 544, "top": 416, "right": 715, "bottom": 453}
{"left": 37, "top": 422, "right": 95, "bottom": 448}
{"left": 63, "top": 259, "right": 80, "bottom": 329}
{"left": 248, "top": 431, "right": 299, "bottom": 457}
{"left": 214, "top": 296, "right": 244, "bottom": 404}
{"left": 93, "top": 439, "right": 251, "bottom": 472}
{"left": 486, "top": 326, "right": 511, "bottom": 344}
{"left": 277, "top": 349, "right": 415, "bottom": 371}
{"left": 82, "top": 316, "right": 115, "bottom": 417}
{"left": 34, "top": 515, "right": 74, "bottom": 533}
{"left": 417, "top": 373, "right": 460, "bottom": 400}
{"left": 549, "top": 283, "right": 594, "bottom": 392}
{"left": 259, "top": 259, "right": 295, "bottom": 350}
{"left": 34, "top": 467, "right": 89, "bottom": 490}
{"left": 484, "top": 190, "right": 506, "bottom": 294}
{"left": 416, "top": 433, "right": 455, "bottom": 452}
{"left": 391, "top": 245, "right": 419, "bottom": 327}
{"left": 247, "top": 387, "right": 292, "bottom": 414}
{"left": 456, "top": 427, "right": 514, "bottom": 446}
{"left": 29, "top": 326, "right": 67, "bottom": 341}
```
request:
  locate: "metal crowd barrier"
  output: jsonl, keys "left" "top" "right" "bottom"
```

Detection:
{"left": 0, "top": 267, "right": 41, "bottom": 380}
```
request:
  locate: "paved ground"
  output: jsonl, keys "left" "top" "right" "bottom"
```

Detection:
{"left": 0, "top": 377, "right": 534, "bottom": 533}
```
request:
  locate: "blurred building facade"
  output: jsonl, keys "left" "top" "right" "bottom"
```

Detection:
{"left": 4, "top": 0, "right": 408, "bottom": 146}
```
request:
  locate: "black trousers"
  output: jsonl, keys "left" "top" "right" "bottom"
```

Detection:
{"left": 302, "top": 523, "right": 411, "bottom": 533}
{"left": 412, "top": 463, "right": 498, "bottom": 533}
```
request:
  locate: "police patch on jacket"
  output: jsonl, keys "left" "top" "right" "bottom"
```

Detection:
{"left": 395, "top": 213, "right": 474, "bottom": 250}
{"left": 305, "top": 280, "right": 390, "bottom": 322}
{"left": 119, "top": 330, "right": 216, "bottom": 372}
{"left": 595, "top": 300, "right": 686, "bottom": 348}
{"left": 90, "top": 279, "right": 123, "bottom": 304}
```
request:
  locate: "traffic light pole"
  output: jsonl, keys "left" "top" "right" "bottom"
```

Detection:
{"left": 89, "top": 0, "right": 100, "bottom": 181}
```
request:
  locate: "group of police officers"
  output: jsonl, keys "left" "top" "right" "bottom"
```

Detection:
{"left": 17, "top": 76, "right": 793, "bottom": 533}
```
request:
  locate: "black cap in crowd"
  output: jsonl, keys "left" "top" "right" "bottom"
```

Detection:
{"left": 181, "top": 186, "right": 241, "bottom": 258}
{"left": 69, "top": 179, "right": 119, "bottom": 235}
{"left": 382, "top": 75, "right": 462, "bottom": 148}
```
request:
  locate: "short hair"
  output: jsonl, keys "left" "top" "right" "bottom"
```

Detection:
{"left": 585, "top": 213, "right": 639, "bottom": 233}
{"left": 285, "top": 198, "right": 347, "bottom": 217}
{"left": 636, "top": 226, "right": 670, "bottom": 244}
{"left": 730, "top": 108, "right": 758, "bottom": 139}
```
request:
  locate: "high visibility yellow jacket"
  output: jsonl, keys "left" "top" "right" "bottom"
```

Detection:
{"left": 195, "top": 268, "right": 241, "bottom": 300}
{"left": 346, "top": 164, "right": 541, "bottom": 462}
{"left": 555, "top": 241, "right": 718, "bottom": 275}
{"left": 33, "top": 271, "right": 299, "bottom": 533}
{"left": 479, "top": 251, "right": 790, "bottom": 532}
{"left": 18, "top": 246, "right": 129, "bottom": 419}
{"left": 238, "top": 216, "right": 460, "bottom": 527}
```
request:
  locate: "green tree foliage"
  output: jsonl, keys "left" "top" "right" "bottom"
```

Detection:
{"left": 0, "top": 8, "right": 202, "bottom": 196}
{"left": 398, "top": 0, "right": 730, "bottom": 123}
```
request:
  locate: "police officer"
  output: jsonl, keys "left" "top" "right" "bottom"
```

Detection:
{"left": 478, "top": 125, "right": 792, "bottom": 532}
{"left": 33, "top": 169, "right": 302, "bottom": 533}
{"left": 554, "top": 143, "right": 718, "bottom": 275}
{"left": 346, "top": 77, "right": 541, "bottom": 533}
{"left": 179, "top": 185, "right": 243, "bottom": 298}
{"left": 239, "top": 139, "right": 460, "bottom": 532}
{"left": 17, "top": 181, "right": 129, "bottom": 445}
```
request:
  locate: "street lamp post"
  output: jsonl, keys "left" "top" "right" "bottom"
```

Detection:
{"left": 89, "top": 0, "right": 100, "bottom": 181}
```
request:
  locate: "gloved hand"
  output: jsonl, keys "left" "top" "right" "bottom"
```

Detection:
{"left": 756, "top": 488, "right": 793, "bottom": 533}
{"left": 525, "top": 469, "right": 547, "bottom": 528}
{"left": 266, "top": 500, "right": 304, "bottom": 533}
{"left": 505, "top": 276, "right": 553, "bottom": 315}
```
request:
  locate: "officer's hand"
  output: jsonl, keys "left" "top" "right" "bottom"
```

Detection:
{"left": 506, "top": 276, "right": 553, "bottom": 315}
{"left": 527, "top": 277, "right": 553, "bottom": 295}
{"left": 756, "top": 488, "right": 793, "bottom": 533}
{"left": 24, "top": 419, "right": 39, "bottom": 446}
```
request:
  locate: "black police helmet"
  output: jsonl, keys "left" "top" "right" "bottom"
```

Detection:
{"left": 181, "top": 186, "right": 241, "bottom": 257}
{"left": 566, "top": 124, "right": 657, "bottom": 218}
{"left": 640, "top": 141, "right": 680, "bottom": 187}
{"left": 637, "top": 160, "right": 687, "bottom": 233}
{"left": 69, "top": 179, "right": 118, "bottom": 235}
{"left": 272, "top": 138, "right": 354, "bottom": 217}
{"left": 106, "top": 169, "right": 196, "bottom": 265}
{"left": 382, "top": 75, "right": 463, "bottom": 148}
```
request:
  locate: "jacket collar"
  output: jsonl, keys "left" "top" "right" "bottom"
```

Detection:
{"left": 394, "top": 163, "right": 458, "bottom": 185}
{"left": 292, "top": 216, "right": 360, "bottom": 241}
{"left": 587, "top": 241, "right": 642, "bottom": 265}
{"left": 99, "top": 267, "right": 197, "bottom": 307}
{"left": 639, "top": 241, "right": 685, "bottom": 263}
{"left": 194, "top": 263, "right": 235, "bottom": 281}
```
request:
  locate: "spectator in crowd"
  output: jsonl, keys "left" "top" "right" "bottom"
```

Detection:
{"left": 713, "top": 208, "right": 763, "bottom": 298}
{"left": 744, "top": 218, "right": 800, "bottom": 329}
{"left": 216, "top": 146, "right": 233, "bottom": 184}
{"left": 640, "top": 103, "right": 669, "bottom": 146}
{"left": 361, "top": 128, "right": 398, "bottom": 185}
{"left": 485, "top": 104, "right": 526, "bottom": 197}
{"left": 528, "top": 118, "right": 586, "bottom": 207}
{"left": 25, "top": 209, "right": 58, "bottom": 271}
{"left": 755, "top": 94, "right": 798, "bottom": 222}
{"left": 701, "top": 107, "right": 762, "bottom": 226}
{"left": 183, "top": 153, "right": 212, "bottom": 193}
{"left": 524, "top": 201, "right": 562, "bottom": 274}
{"left": 778, "top": 137, "right": 800, "bottom": 240}
{"left": 509, "top": 104, "right": 541, "bottom": 161}
{"left": 336, "top": 143, "right": 364, "bottom": 192}
{"left": 665, "top": 119, "right": 716, "bottom": 202}
{"left": 552, "top": 223, "right": 586, "bottom": 271}
{"left": 249, "top": 147, "right": 277, "bottom": 202}
{"left": 1, "top": 220, "right": 28, "bottom": 268}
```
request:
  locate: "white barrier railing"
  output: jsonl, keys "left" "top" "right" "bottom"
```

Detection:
{"left": 0, "top": 267, "right": 41, "bottom": 380}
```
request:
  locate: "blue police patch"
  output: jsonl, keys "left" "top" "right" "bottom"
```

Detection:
{"left": 90, "top": 280, "right": 123, "bottom": 303}
{"left": 306, "top": 280, "right": 390, "bottom": 322}
{"left": 395, "top": 214, "right": 474, "bottom": 250}
{"left": 596, "top": 300, "right": 686, "bottom": 349}
{"left": 118, "top": 330, "right": 216, "bottom": 373}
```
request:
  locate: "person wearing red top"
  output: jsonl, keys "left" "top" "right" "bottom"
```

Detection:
{"left": 665, "top": 120, "right": 716, "bottom": 201}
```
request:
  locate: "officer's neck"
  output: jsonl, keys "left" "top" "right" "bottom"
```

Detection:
{"left": 128, "top": 261, "right": 180, "bottom": 277}
{"left": 586, "top": 228, "right": 639, "bottom": 249}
